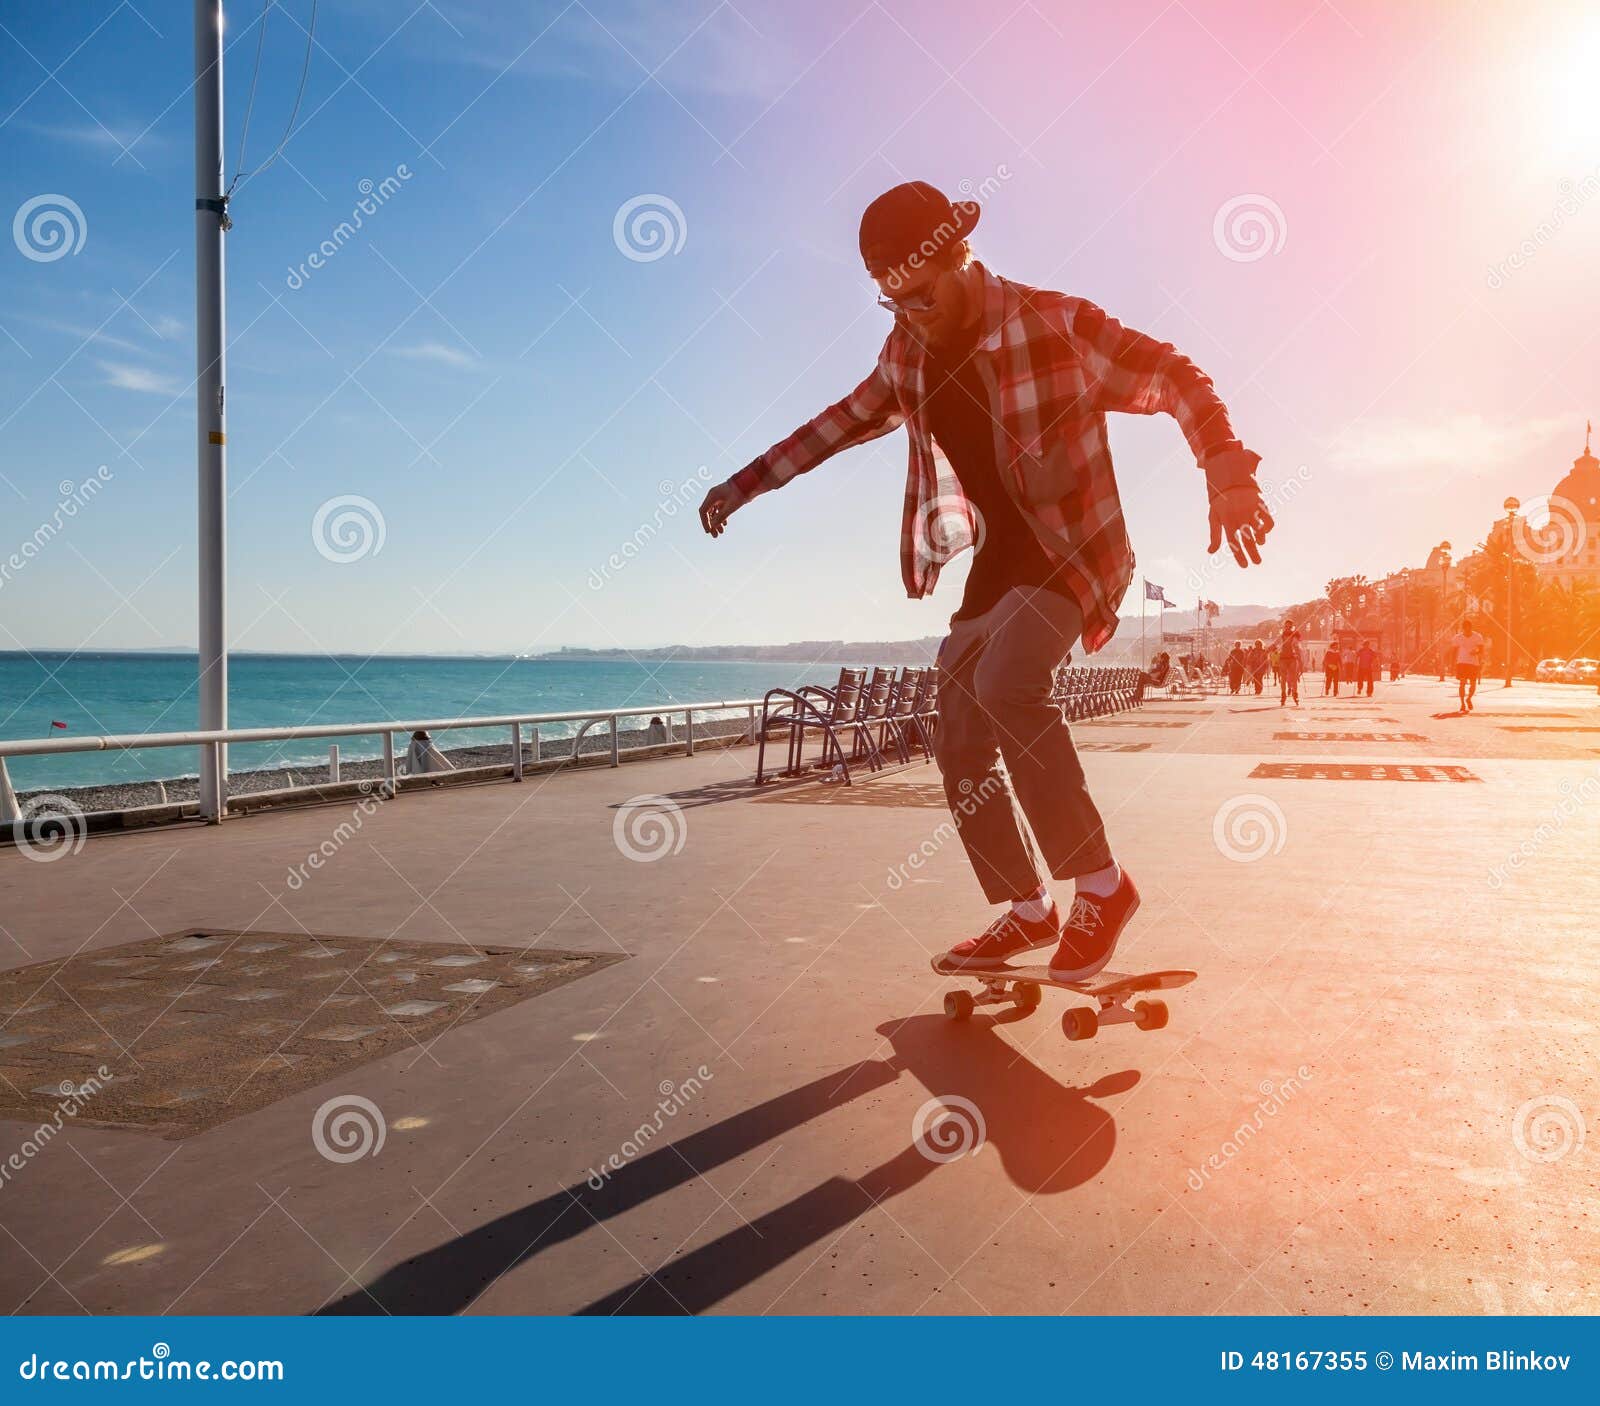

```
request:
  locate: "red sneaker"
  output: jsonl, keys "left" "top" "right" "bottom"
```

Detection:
{"left": 1048, "top": 870, "right": 1140, "bottom": 982}
{"left": 941, "top": 905, "right": 1061, "bottom": 970}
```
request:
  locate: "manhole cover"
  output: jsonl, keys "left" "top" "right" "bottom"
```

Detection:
{"left": 1273, "top": 732, "right": 1428, "bottom": 743}
{"left": 0, "top": 931, "right": 624, "bottom": 1137}
{"left": 1250, "top": 762, "right": 1481, "bottom": 782}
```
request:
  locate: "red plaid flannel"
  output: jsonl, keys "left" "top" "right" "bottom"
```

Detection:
{"left": 728, "top": 263, "right": 1245, "bottom": 652}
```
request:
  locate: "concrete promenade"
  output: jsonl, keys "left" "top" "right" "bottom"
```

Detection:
{"left": 1, "top": 676, "right": 1596, "bottom": 1315}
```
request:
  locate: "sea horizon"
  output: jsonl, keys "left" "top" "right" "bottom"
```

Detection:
{"left": 0, "top": 652, "right": 860, "bottom": 792}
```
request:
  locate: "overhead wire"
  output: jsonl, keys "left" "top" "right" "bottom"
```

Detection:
{"left": 226, "top": 0, "right": 318, "bottom": 199}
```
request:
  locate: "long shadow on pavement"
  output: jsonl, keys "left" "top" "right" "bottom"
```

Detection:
{"left": 574, "top": 1016, "right": 1133, "bottom": 1314}
{"left": 320, "top": 1011, "right": 1134, "bottom": 1315}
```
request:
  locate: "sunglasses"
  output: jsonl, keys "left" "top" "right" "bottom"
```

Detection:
{"left": 875, "top": 285, "right": 940, "bottom": 315}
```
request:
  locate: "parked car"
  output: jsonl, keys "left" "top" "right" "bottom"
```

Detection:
{"left": 1536, "top": 658, "right": 1568, "bottom": 681}
{"left": 1569, "top": 658, "right": 1600, "bottom": 685}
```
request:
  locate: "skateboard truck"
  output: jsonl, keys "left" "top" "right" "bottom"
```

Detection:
{"left": 934, "top": 961, "right": 1194, "bottom": 1042}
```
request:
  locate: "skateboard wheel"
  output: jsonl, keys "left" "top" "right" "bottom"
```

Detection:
{"left": 1062, "top": 1006, "right": 1098, "bottom": 1041}
{"left": 1134, "top": 998, "right": 1169, "bottom": 1031}
{"left": 1014, "top": 981, "right": 1042, "bottom": 1012}
{"left": 944, "top": 989, "right": 975, "bottom": 1021}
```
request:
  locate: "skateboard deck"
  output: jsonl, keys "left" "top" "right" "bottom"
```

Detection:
{"left": 930, "top": 955, "right": 1197, "bottom": 1041}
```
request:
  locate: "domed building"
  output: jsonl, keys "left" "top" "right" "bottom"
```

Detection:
{"left": 1536, "top": 423, "right": 1600, "bottom": 583}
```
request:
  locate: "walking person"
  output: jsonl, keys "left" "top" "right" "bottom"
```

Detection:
{"left": 1323, "top": 643, "right": 1340, "bottom": 697}
{"left": 1246, "top": 639, "right": 1267, "bottom": 695}
{"left": 1225, "top": 643, "right": 1245, "bottom": 695}
{"left": 1278, "top": 622, "right": 1303, "bottom": 707}
{"left": 1452, "top": 617, "right": 1485, "bottom": 712}
{"left": 1356, "top": 638, "right": 1378, "bottom": 697}
{"left": 699, "top": 181, "right": 1274, "bottom": 979}
{"left": 1340, "top": 639, "right": 1358, "bottom": 696}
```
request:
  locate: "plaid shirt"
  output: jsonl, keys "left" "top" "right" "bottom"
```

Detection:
{"left": 728, "top": 263, "right": 1245, "bottom": 652}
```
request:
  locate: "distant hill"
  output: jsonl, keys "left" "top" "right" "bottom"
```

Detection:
{"left": 531, "top": 639, "right": 945, "bottom": 664}
{"left": 534, "top": 605, "right": 1295, "bottom": 665}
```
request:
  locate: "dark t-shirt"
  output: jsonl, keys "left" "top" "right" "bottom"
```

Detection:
{"left": 922, "top": 326, "right": 1068, "bottom": 622}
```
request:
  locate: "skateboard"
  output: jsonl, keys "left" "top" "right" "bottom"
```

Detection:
{"left": 930, "top": 955, "right": 1196, "bottom": 1042}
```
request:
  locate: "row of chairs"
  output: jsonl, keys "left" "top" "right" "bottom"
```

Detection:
{"left": 1165, "top": 661, "right": 1220, "bottom": 697}
{"left": 1051, "top": 665, "right": 1145, "bottom": 719}
{"left": 756, "top": 665, "right": 937, "bottom": 785}
{"left": 757, "top": 661, "right": 1145, "bottom": 786}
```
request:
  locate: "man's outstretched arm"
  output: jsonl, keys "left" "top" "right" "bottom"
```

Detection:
{"left": 1069, "top": 299, "right": 1274, "bottom": 567}
{"left": 700, "top": 363, "right": 903, "bottom": 536}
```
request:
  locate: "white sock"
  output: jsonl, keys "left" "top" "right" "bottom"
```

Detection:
{"left": 1076, "top": 862, "right": 1121, "bottom": 898}
{"left": 1010, "top": 887, "right": 1053, "bottom": 923}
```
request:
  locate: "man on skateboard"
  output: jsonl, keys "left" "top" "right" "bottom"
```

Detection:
{"left": 699, "top": 182, "right": 1272, "bottom": 981}
{"left": 1452, "top": 617, "right": 1485, "bottom": 711}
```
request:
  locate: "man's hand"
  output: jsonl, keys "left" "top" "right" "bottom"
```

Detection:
{"left": 1203, "top": 447, "right": 1274, "bottom": 568}
{"left": 698, "top": 481, "right": 741, "bottom": 538}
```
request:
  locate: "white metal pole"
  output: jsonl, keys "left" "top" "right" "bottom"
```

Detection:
{"left": 1140, "top": 583, "right": 1146, "bottom": 672}
{"left": 195, "top": 0, "right": 228, "bottom": 821}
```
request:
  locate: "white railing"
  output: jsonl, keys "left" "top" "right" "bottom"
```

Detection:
{"left": 0, "top": 698, "right": 769, "bottom": 826}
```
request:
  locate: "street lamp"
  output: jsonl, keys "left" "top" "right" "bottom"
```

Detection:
{"left": 1436, "top": 541, "right": 1452, "bottom": 680}
{"left": 1502, "top": 497, "right": 1520, "bottom": 687}
{"left": 1397, "top": 570, "right": 1409, "bottom": 677}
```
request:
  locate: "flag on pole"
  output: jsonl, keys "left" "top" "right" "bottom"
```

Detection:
{"left": 1144, "top": 580, "right": 1171, "bottom": 606}
{"left": 50, "top": 721, "right": 67, "bottom": 730}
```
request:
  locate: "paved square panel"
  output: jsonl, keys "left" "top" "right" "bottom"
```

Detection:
{"left": 1273, "top": 731, "right": 1429, "bottom": 743}
{"left": 1250, "top": 761, "right": 1482, "bottom": 782}
{"left": 755, "top": 779, "right": 948, "bottom": 807}
{"left": 0, "top": 931, "right": 623, "bottom": 1137}
{"left": 1078, "top": 719, "right": 1191, "bottom": 728}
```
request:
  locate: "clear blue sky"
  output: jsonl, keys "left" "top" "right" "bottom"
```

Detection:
{"left": 2, "top": 1, "right": 1596, "bottom": 654}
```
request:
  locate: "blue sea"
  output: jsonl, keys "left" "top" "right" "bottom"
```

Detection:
{"left": 0, "top": 652, "right": 847, "bottom": 791}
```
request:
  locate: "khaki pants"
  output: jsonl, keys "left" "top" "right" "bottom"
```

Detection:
{"left": 931, "top": 586, "right": 1113, "bottom": 904}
